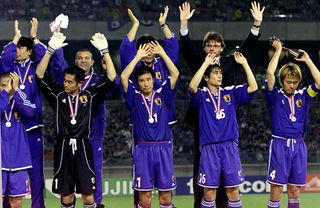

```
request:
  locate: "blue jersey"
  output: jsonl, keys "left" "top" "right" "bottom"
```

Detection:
{"left": 0, "top": 42, "right": 46, "bottom": 131}
{"left": 188, "top": 84, "right": 256, "bottom": 146}
{"left": 1, "top": 89, "right": 36, "bottom": 170}
{"left": 265, "top": 81, "right": 319, "bottom": 138}
{"left": 123, "top": 78, "right": 175, "bottom": 143}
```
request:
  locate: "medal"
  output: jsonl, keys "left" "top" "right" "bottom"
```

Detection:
{"left": 5, "top": 121, "right": 11, "bottom": 128}
{"left": 289, "top": 114, "right": 296, "bottom": 122}
{"left": 19, "top": 84, "right": 25, "bottom": 90}
{"left": 206, "top": 87, "right": 224, "bottom": 120}
{"left": 148, "top": 117, "right": 154, "bottom": 123}
{"left": 16, "top": 60, "right": 31, "bottom": 91}
{"left": 71, "top": 118, "right": 77, "bottom": 125}
{"left": 287, "top": 95, "right": 296, "bottom": 123}
{"left": 141, "top": 92, "right": 156, "bottom": 124}
{"left": 4, "top": 100, "right": 15, "bottom": 128}
{"left": 68, "top": 94, "right": 79, "bottom": 125}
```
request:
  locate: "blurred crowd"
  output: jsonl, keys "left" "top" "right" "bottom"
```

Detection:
{"left": 1, "top": 0, "right": 319, "bottom": 21}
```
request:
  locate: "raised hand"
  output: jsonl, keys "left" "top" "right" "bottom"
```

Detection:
{"left": 179, "top": 2, "right": 195, "bottom": 22}
{"left": 150, "top": 41, "right": 165, "bottom": 57}
{"left": 204, "top": 53, "right": 217, "bottom": 66}
{"left": 128, "top": 9, "right": 139, "bottom": 25}
{"left": 250, "top": 1, "right": 265, "bottom": 25}
{"left": 159, "top": 5, "right": 169, "bottom": 25}
{"left": 9, "top": 72, "right": 19, "bottom": 92}
{"left": 47, "top": 32, "right": 68, "bottom": 54}
{"left": 49, "top": 21, "right": 61, "bottom": 34}
{"left": 234, "top": 52, "right": 248, "bottom": 65}
{"left": 295, "top": 49, "right": 310, "bottom": 62}
{"left": 30, "top": 17, "right": 38, "bottom": 38}
{"left": 136, "top": 44, "right": 149, "bottom": 59}
{"left": 15, "top": 20, "right": 21, "bottom": 38}
{"left": 271, "top": 39, "right": 282, "bottom": 52}
{"left": 90, "top": 33, "right": 108, "bottom": 52}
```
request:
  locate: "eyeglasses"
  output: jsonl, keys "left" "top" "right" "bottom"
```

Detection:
{"left": 205, "top": 44, "right": 222, "bottom": 49}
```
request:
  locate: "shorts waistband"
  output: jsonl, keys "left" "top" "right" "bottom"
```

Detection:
{"left": 136, "top": 140, "right": 171, "bottom": 144}
{"left": 271, "top": 134, "right": 304, "bottom": 140}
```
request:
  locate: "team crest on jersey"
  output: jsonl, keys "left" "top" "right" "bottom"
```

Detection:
{"left": 155, "top": 98, "right": 162, "bottom": 106}
{"left": 296, "top": 99, "right": 302, "bottom": 108}
{"left": 80, "top": 95, "right": 88, "bottom": 104}
{"left": 155, "top": 72, "right": 162, "bottom": 80}
{"left": 238, "top": 170, "right": 243, "bottom": 177}
{"left": 14, "top": 112, "right": 21, "bottom": 120}
{"left": 28, "top": 75, "right": 33, "bottom": 83}
{"left": 223, "top": 94, "right": 231, "bottom": 103}
{"left": 91, "top": 177, "right": 95, "bottom": 184}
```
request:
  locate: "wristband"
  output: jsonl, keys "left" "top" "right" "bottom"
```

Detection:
{"left": 32, "top": 36, "right": 39, "bottom": 40}
{"left": 47, "top": 46, "right": 55, "bottom": 55}
{"left": 100, "top": 48, "right": 109, "bottom": 56}
{"left": 253, "top": 24, "right": 261, "bottom": 28}
{"left": 160, "top": 23, "right": 168, "bottom": 29}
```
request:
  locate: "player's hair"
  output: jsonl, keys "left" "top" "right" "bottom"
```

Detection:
{"left": 17, "top": 36, "right": 34, "bottom": 51}
{"left": 0, "top": 72, "right": 11, "bottom": 79}
{"left": 133, "top": 65, "right": 155, "bottom": 82}
{"left": 203, "top": 32, "right": 226, "bottom": 48}
{"left": 278, "top": 62, "right": 302, "bottom": 86}
{"left": 75, "top": 48, "right": 93, "bottom": 59}
{"left": 136, "top": 34, "right": 156, "bottom": 49}
{"left": 64, "top": 65, "right": 85, "bottom": 83}
{"left": 204, "top": 64, "right": 222, "bottom": 78}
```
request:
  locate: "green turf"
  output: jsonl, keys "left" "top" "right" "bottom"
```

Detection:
{"left": 22, "top": 193, "right": 320, "bottom": 207}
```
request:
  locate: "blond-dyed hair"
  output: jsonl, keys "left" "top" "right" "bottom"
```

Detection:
{"left": 278, "top": 63, "right": 302, "bottom": 86}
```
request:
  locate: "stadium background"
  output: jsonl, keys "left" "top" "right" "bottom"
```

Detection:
{"left": 1, "top": 0, "right": 320, "bottom": 207}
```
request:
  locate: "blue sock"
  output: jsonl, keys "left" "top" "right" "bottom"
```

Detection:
{"left": 268, "top": 200, "right": 280, "bottom": 208}
{"left": 201, "top": 198, "right": 215, "bottom": 208}
{"left": 227, "top": 200, "right": 242, "bottom": 208}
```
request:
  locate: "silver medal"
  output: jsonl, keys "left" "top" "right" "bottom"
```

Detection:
{"left": 289, "top": 114, "right": 296, "bottom": 122}
{"left": 148, "top": 117, "right": 154, "bottom": 123}
{"left": 19, "top": 84, "right": 25, "bottom": 90}
{"left": 71, "top": 118, "right": 77, "bottom": 125}
{"left": 5, "top": 121, "right": 11, "bottom": 128}
{"left": 216, "top": 112, "right": 222, "bottom": 120}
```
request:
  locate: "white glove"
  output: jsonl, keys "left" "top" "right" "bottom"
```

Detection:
{"left": 47, "top": 32, "right": 68, "bottom": 54}
{"left": 90, "top": 33, "right": 109, "bottom": 55}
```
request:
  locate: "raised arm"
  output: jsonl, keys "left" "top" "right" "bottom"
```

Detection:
{"left": 120, "top": 44, "right": 149, "bottom": 92}
{"left": 90, "top": 33, "right": 116, "bottom": 81}
{"left": 179, "top": 2, "right": 195, "bottom": 32}
{"left": 189, "top": 53, "right": 216, "bottom": 94}
{"left": 127, "top": 9, "right": 139, "bottom": 41}
{"left": 266, "top": 40, "right": 282, "bottom": 90}
{"left": 150, "top": 41, "right": 179, "bottom": 89}
{"left": 234, "top": 52, "right": 258, "bottom": 93}
{"left": 250, "top": 1, "right": 265, "bottom": 33}
{"left": 30, "top": 17, "right": 40, "bottom": 45}
{"left": 36, "top": 32, "right": 68, "bottom": 78}
{"left": 295, "top": 50, "right": 320, "bottom": 89}
{"left": 159, "top": 6, "right": 174, "bottom": 39}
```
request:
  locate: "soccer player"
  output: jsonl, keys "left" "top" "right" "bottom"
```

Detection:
{"left": 179, "top": 2, "right": 264, "bottom": 207}
{"left": 188, "top": 52, "right": 258, "bottom": 208}
{"left": 0, "top": 72, "right": 36, "bottom": 208}
{"left": 266, "top": 39, "right": 320, "bottom": 208}
{"left": 120, "top": 8, "right": 179, "bottom": 207}
{"left": 0, "top": 18, "right": 46, "bottom": 208}
{"left": 35, "top": 32, "right": 117, "bottom": 208}
{"left": 48, "top": 33, "right": 120, "bottom": 208}
{"left": 120, "top": 41, "right": 179, "bottom": 208}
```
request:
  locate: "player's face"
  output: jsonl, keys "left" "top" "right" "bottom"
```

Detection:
{"left": 75, "top": 51, "right": 94, "bottom": 74}
{"left": 16, "top": 46, "right": 32, "bottom": 61}
{"left": 137, "top": 73, "right": 154, "bottom": 96}
{"left": 205, "top": 68, "right": 223, "bottom": 87}
{"left": 282, "top": 75, "right": 300, "bottom": 96}
{"left": 64, "top": 73, "right": 82, "bottom": 95}
{"left": 204, "top": 40, "right": 223, "bottom": 57}
{"left": 0, "top": 76, "right": 12, "bottom": 94}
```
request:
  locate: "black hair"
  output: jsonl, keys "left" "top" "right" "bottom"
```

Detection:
{"left": 63, "top": 65, "right": 85, "bottom": 83}
{"left": 133, "top": 65, "right": 155, "bottom": 83}
{"left": 204, "top": 64, "right": 222, "bottom": 77}
{"left": 136, "top": 34, "right": 156, "bottom": 49}
{"left": 17, "top": 36, "right": 34, "bottom": 51}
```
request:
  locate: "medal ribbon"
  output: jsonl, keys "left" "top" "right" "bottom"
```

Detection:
{"left": 16, "top": 60, "right": 31, "bottom": 86}
{"left": 141, "top": 92, "right": 155, "bottom": 119}
{"left": 206, "top": 87, "right": 221, "bottom": 113}
{"left": 81, "top": 72, "right": 93, "bottom": 90}
{"left": 67, "top": 94, "right": 79, "bottom": 119}
{"left": 4, "top": 100, "right": 16, "bottom": 122}
{"left": 287, "top": 95, "right": 295, "bottom": 117}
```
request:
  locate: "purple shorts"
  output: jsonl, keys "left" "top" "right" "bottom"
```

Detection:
{"left": 198, "top": 141, "right": 245, "bottom": 188}
{"left": 133, "top": 141, "right": 176, "bottom": 191}
{"left": 267, "top": 138, "right": 307, "bottom": 186}
{"left": 2, "top": 170, "right": 30, "bottom": 197}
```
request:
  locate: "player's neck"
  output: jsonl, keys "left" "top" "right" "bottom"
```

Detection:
{"left": 143, "top": 91, "right": 153, "bottom": 99}
{"left": 208, "top": 85, "right": 219, "bottom": 93}
{"left": 70, "top": 89, "right": 80, "bottom": 97}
